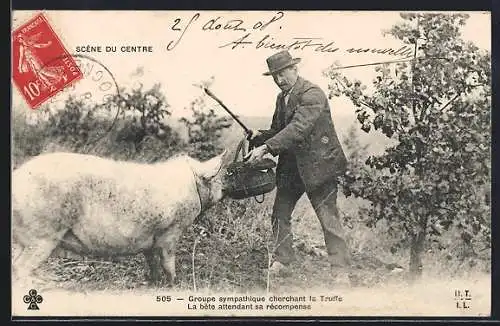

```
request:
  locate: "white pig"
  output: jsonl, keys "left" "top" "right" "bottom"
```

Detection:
{"left": 12, "top": 150, "right": 231, "bottom": 287}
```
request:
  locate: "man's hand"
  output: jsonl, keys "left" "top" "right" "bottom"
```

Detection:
{"left": 245, "top": 145, "right": 269, "bottom": 163}
{"left": 247, "top": 129, "right": 264, "bottom": 150}
{"left": 247, "top": 129, "right": 263, "bottom": 141}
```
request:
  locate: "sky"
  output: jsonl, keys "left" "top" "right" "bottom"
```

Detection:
{"left": 12, "top": 10, "right": 491, "bottom": 122}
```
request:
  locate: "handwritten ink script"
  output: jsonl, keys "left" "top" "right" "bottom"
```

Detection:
{"left": 165, "top": 12, "right": 414, "bottom": 59}
{"left": 166, "top": 12, "right": 284, "bottom": 51}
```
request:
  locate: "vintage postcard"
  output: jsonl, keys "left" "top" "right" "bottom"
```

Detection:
{"left": 11, "top": 10, "right": 491, "bottom": 318}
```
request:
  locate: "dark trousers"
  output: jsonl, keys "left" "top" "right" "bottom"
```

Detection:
{"left": 271, "top": 173, "right": 351, "bottom": 267}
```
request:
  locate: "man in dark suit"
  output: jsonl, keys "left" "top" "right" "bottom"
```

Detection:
{"left": 246, "top": 50, "right": 351, "bottom": 279}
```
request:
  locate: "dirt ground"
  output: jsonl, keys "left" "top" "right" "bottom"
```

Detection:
{"left": 12, "top": 242, "right": 490, "bottom": 317}
{"left": 12, "top": 194, "right": 490, "bottom": 317}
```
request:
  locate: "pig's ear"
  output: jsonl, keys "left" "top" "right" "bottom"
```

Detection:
{"left": 200, "top": 150, "right": 227, "bottom": 179}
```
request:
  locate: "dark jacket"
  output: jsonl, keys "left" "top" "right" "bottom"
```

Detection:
{"left": 254, "top": 76, "right": 347, "bottom": 191}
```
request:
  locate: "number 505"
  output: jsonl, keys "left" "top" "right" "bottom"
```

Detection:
{"left": 156, "top": 295, "right": 172, "bottom": 302}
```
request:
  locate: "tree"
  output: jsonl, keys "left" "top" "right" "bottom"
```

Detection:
{"left": 179, "top": 78, "right": 233, "bottom": 160}
{"left": 325, "top": 13, "right": 491, "bottom": 279}
{"left": 38, "top": 82, "right": 183, "bottom": 162}
{"left": 342, "top": 123, "right": 371, "bottom": 175}
{"left": 113, "top": 83, "right": 175, "bottom": 152}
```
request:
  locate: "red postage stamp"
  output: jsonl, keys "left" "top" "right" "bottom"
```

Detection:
{"left": 12, "top": 13, "right": 83, "bottom": 109}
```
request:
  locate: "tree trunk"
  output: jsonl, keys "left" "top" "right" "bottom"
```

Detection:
{"left": 409, "top": 224, "right": 427, "bottom": 281}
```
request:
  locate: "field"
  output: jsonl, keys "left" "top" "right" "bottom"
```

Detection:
{"left": 11, "top": 99, "right": 490, "bottom": 316}
{"left": 33, "top": 189, "right": 489, "bottom": 292}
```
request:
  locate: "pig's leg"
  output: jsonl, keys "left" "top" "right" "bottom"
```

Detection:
{"left": 155, "top": 228, "right": 182, "bottom": 287}
{"left": 13, "top": 232, "right": 65, "bottom": 288}
{"left": 144, "top": 248, "right": 163, "bottom": 285}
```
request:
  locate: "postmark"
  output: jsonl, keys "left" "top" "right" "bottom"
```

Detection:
{"left": 44, "top": 54, "right": 120, "bottom": 107}
{"left": 40, "top": 53, "right": 122, "bottom": 146}
{"left": 12, "top": 13, "right": 83, "bottom": 109}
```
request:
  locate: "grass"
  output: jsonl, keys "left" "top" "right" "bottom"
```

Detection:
{"left": 12, "top": 108, "right": 490, "bottom": 295}
{"left": 30, "top": 190, "right": 489, "bottom": 295}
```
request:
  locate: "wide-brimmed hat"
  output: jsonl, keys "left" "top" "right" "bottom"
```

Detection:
{"left": 263, "top": 50, "right": 301, "bottom": 76}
